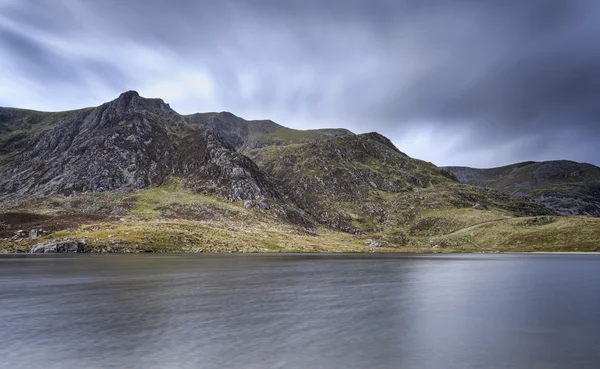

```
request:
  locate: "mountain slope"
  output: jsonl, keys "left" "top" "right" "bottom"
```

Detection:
{"left": 243, "top": 132, "right": 551, "bottom": 241}
{"left": 1, "top": 91, "right": 598, "bottom": 253}
{"left": 184, "top": 112, "right": 552, "bottom": 240}
{"left": 0, "top": 91, "right": 281, "bottom": 204}
{"left": 442, "top": 161, "right": 600, "bottom": 216}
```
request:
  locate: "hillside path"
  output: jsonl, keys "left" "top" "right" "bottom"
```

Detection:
{"left": 445, "top": 217, "right": 510, "bottom": 236}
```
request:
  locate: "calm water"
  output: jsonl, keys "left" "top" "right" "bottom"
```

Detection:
{"left": 1, "top": 254, "right": 600, "bottom": 369}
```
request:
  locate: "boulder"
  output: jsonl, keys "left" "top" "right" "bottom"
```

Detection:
{"left": 30, "top": 241, "right": 84, "bottom": 253}
{"left": 365, "top": 239, "right": 383, "bottom": 247}
{"left": 258, "top": 201, "right": 270, "bottom": 210}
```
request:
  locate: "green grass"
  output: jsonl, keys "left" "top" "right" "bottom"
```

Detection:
{"left": 253, "top": 127, "right": 341, "bottom": 146}
{"left": 1, "top": 217, "right": 424, "bottom": 253}
{"left": 419, "top": 208, "right": 510, "bottom": 233}
{"left": 126, "top": 179, "right": 236, "bottom": 218}
{"left": 439, "top": 216, "right": 600, "bottom": 252}
{"left": 3, "top": 201, "right": 599, "bottom": 254}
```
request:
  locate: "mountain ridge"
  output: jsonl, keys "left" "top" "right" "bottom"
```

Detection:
{"left": 442, "top": 161, "right": 600, "bottom": 216}
{"left": 1, "top": 91, "right": 599, "bottom": 253}
{"left": 184, "top": 110, "right": 354, "bottom": 152}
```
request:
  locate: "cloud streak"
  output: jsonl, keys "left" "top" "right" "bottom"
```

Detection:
{"left": 1, "top": 0, "right": 599, "bottom": 167}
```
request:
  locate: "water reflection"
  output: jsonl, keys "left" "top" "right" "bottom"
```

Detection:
{"left": 0, "top": 254, "right": 599, "bottom": 369}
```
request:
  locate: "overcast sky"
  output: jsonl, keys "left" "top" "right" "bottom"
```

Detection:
{"left": 1, "top": 0, "right": 599, "bottom": 168}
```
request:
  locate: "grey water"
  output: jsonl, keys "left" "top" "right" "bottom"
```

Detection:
{"left": 1, "top": 254, "right": 600, "bottom": 369}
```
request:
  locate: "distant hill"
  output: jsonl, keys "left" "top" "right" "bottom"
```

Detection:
{"left": 1, "top": 91, "right": 598, "bottom": 253}
{"left": 442, "top": 161, "right": 600, "bottom": 216}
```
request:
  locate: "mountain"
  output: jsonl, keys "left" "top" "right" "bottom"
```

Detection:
{"left": 442, "top": 161, "right": 600, "bottom": 217}
{"left": 186, "top": 111, "right": 552, "bottom": 239}
{"left": 184, "top": 111, "right": 353, "bottom": 151}
{"left": 0, "top": 91, "right": 282, "bottom": 203}
{"left": 1, "top": 91, "right": 599, "bottom": 253}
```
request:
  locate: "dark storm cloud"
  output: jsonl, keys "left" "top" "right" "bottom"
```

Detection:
{"left": 0, "top": 0, "right": 598, "bottom": 167}
{"left": 0, "top": 25, "right": 76, "bottom": 83}
{"left": 0, "top": 24, "right": 127, "bottom": 88}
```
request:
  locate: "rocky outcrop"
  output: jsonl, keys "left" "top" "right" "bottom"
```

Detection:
{"left": 174, "top": 129, "right": 279, "bottom": 201}
{"left": 30, "top": 240, "right": 85, "bottom": 253}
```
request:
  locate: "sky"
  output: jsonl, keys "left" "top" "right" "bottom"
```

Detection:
{"left": 1, "top": 0, "right": 599, "bottom": 168}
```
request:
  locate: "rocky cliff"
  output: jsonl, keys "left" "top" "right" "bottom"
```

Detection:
{"left": 0, "top": 91, "right": 280, "bottom": 204}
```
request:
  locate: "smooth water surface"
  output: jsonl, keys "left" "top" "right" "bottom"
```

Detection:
{"left": 1, "top": 253, "right": 600, "bottom": 369}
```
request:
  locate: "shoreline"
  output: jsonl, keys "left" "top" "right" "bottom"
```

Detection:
{"left": 4, "top": 250, "right": 600, "bottom": 255}
{"left": 505, "top": 251, "right": 600, "bottom": 255}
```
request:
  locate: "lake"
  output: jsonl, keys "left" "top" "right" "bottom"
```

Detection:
{"left": 1, "top": 253, "right": 599, "bottom": 369}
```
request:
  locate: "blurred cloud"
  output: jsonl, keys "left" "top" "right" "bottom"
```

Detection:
{"left": 0, "top": 0, "right": 599, "bottom": 167}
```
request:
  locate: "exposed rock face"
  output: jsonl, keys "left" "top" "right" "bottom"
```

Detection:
{"left": 174, "top": 129, "right": 279, "bottom": 201}
{"left": 0, "top": 91, "right": 280, "bottom": 203}
{"left": 442, "top": 161, "right": 600, "bottom": 217}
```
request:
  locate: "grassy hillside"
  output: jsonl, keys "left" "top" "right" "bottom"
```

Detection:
{"left": 0, "top": 180, "right": 394, "bottom": 253}
{"left": 3, "top": 180, "right": 597, "bottom": 253}
{"left": 438, "top": 216, "right": 600, "bottom": 252}
{"left": 243, "top": 132, "right": 556, "bottom": 246}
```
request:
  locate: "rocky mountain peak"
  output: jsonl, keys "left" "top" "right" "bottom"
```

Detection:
{"left": 0, "top": 91, "right": 286, "bottom": 205}
{"left": 118, "top": 89, "right": 140, "bottom": 99}
{"left": 79, "top": 91, "right": 176, "bottom": 132}
{"left": 107, "top": 90, "right": 172, "bottom": 114}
